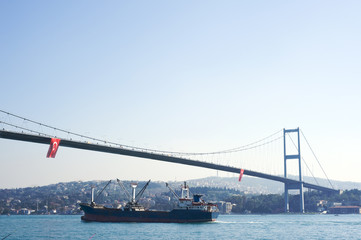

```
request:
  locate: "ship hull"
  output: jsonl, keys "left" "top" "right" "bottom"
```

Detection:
{"left": 80, "top": 204, "right": 219, "bottom": 223}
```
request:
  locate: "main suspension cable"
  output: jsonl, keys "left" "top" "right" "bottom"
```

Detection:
{"left": 300, "top": 130, "right": 334, "bottom": 189}
{"left": 0, "top": 109, "right": 282, "bottom": 157}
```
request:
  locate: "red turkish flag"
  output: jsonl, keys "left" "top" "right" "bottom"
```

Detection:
{"left": 47, "top": 138, "right": 61, "bottom": 158}
{"left": 238, "top": 169, "right": 244, "bottom": 182}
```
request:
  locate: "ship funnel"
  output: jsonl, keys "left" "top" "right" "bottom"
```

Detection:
{"left": 130, "top": 183, "right": 138, "bottom": 203}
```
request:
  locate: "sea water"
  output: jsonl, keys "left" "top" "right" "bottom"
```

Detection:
{"left": 0, "top": 214, "right": 360, "bottom": 239}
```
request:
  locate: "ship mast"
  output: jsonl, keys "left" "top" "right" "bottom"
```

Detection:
{"left": 91, "top": 186, "right": 95, "bottom": 205}
{"left": 130, "top": 183, "right": 137, "bottom": 203}
{"left": 181, "top": 182, "right": 190, "bottom": 199}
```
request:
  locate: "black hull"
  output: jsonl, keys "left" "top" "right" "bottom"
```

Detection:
{"left": 80, "top": 203, "right": 219, "bottom": 223}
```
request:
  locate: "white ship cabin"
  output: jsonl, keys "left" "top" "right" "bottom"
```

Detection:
{"left": 177, "top": 183, "right": 208, "bottom": 210}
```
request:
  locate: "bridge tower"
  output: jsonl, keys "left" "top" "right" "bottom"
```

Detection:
{"left": 283, "top": 128, "right": 304, "bottom": 213}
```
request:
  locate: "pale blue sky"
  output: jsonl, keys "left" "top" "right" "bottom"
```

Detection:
{"left": 1, "top": 1, "right": 361, "bottom": 188}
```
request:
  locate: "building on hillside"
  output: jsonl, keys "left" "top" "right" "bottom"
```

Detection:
{"left": 18, "top": 208, "right": 34, "bottom": 215}
{"left": 328, "top": 206, "right": 361, "bottom": 214}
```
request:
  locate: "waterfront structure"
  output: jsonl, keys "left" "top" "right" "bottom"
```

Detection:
{"left": 217, "top": 201, "right": 233, "bottom": 214}
{"left": 329, "top": 206, "right": 361, "bottom": 214}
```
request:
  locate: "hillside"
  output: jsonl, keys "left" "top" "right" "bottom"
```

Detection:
{"left": 1, "top": 176, "right": 360, "bottom": 215}
{"left": 188, "top": 176, "right": 361, "bottom": 194}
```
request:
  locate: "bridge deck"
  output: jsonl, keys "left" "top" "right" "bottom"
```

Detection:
{"left": 0, "top": 130, "right": 338, "bottom": 193}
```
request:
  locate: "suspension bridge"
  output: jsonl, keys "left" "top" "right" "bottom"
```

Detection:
{"left": 0, "top": 110, "right": 339, "bottom": 213}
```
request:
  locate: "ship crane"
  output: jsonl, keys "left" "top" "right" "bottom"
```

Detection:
{"left": 94, "top": 180, "right": 112, "bottom": 204}
{"left": 134, "top": 180, "right": 151, "bottom": 204}
{"left": 165, "top": 183, "right": 180, "bottom": 200}
{"left": 116, "top": 179, "right": 131, "bottom": 200}
{"left": 117, "top": 179, "right": 151, "bottom": 204}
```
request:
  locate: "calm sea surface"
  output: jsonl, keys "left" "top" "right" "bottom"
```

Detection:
{"left": 0, "top": 214, "right": 360, "bottom": 239}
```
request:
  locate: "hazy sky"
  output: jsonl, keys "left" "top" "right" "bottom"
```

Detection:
{"left": 1, "top": 1, "right": 361, "bottom": 188}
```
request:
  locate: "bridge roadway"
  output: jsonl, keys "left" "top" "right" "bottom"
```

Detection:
{"left": 0, "top": 130, "right": 338, "bottom": 193}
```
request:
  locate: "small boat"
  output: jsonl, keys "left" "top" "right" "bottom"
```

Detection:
{"left": 80, "top": 180, "right": 219, "bottom": 223}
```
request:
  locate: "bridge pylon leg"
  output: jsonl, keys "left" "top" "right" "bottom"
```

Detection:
{"left": 283, "top": 128, "right": 304, "bottom": 213}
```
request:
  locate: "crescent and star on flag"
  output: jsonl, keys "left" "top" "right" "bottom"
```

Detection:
{"left": 46, "top": 138, "right": 61, "bottom": 158}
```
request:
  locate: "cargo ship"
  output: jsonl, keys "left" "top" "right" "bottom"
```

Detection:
{"left": 80, "top": 180, "right": 219, "bottom": 223}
